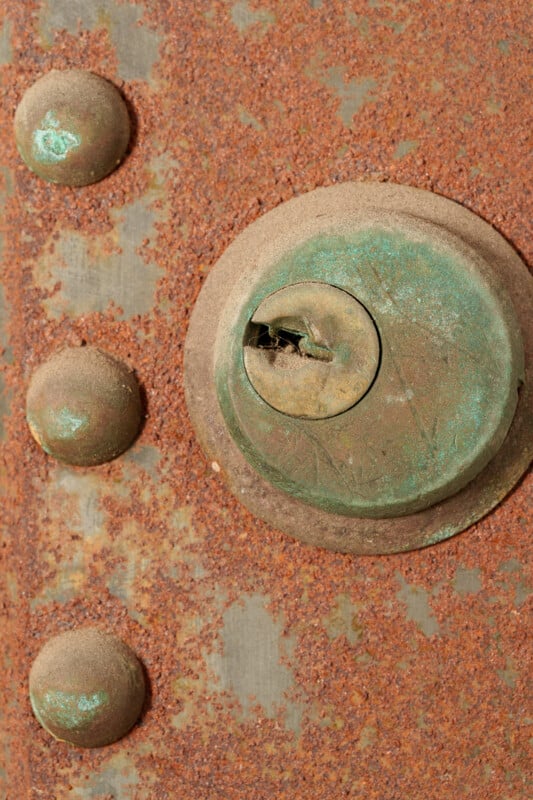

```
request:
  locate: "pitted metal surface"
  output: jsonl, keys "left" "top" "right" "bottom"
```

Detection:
{"left": 0, "top": 1, "right": 531, "bottom": 798}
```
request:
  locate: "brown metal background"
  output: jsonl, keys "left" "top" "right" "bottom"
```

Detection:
{"left": 0, "top": 1, "right": 531, "bottom": 797}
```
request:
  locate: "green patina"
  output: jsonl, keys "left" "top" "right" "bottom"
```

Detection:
{"left": 32, "top": 110, "right": 81, "bottom": 164}
{"left": 49, "top": 407, "right": 90, "bottom": 439}
{"left": 424, "top": 524, "right": 458, "bottom": 547}
{"left": 27, "top": 406, "right": 90, "bottom": 456}
{"left": 31, "top": 689, "right": 109, "bottom": 730}
{"left": 216, "top": 227, "right": 519, "bottom": 518}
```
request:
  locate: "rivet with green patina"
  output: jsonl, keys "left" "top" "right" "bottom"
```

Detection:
{"left": 14, "top": 70, "right": 130, "bottom": 186}
{"left": 26, "top": 346, "right": 142, "bottom": 466}
{"left": 29, "top": 628, "right": 146, "bottom": 748}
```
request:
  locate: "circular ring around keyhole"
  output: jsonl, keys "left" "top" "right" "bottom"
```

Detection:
{"left": 243, "top": 282, "right": 381, "bottom": 419}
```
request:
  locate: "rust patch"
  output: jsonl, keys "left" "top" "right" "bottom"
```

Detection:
{"left": 39, "top": 0, "right": 161, "bottom": 82}
{"left": 0, "top": 285, "right": 12, "bottom": 441}
{"left": 206, "top": 594, "right": 302, "bottom": 733}
{"left": 34, "top": 193, "right": 164, "bottom": 320}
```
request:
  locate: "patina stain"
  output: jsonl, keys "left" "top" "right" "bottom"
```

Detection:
{"left": 31, "top": 689, "right": 110, "bottom": 731}
{"left": 32, "top": 110, "right": 82, "bottom": 164}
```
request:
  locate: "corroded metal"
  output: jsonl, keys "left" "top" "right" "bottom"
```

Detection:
{"left": 185, "top": 182, "right": 533, "bottom": 553}
{"left": 26, "top": 346, "right": 142, "bottom": 466}
{"left": 216, "top": 209, "right": 523, "bottom": 518}
{"left": 244, "top": 282, "right": 381, "bottom": 419}
{"left": 1, "top": 3, "right": 532, "bottom": 796}
{"left": 14, "top": 70, "right": 130, "bottom": 186}
{"left": 29, "top": 628, "right": 145, "bottom": 748}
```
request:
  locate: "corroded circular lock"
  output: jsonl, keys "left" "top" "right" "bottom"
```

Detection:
{"left": 29, "top": 628, "right": 146, "bottom": 748}
{"left": 14, "top": 70, "right": 130, "bottom": 186}
{"left": 184, "top": 183, "right": 533, "bottom": 554}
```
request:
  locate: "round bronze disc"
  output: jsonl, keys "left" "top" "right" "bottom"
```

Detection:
{"left": 14, "top": 70, "right": 130, "bottom": 186}
{"left": 244, "top": 282, "right": 381, "bottom": 419}
{"left": 184, "top": 183, "right": 533, "bottom": 554}
{"left": 26, "top": 346, "right": 142, "bottom": 467}
{"left": 29, "top": 628, "right": 146, "bottom": 748}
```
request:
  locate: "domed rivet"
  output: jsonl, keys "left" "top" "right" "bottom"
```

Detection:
{"left": 14, "top": 70, "right": 130, "bottom": 186}
{"left": 29, "top": 628, "right": 146, "bottom": 748}
{"left": 185, "top": 182, "right": 533, "bottom": 554}
{"left": 26, "top": 346, "right": 142, "bottom": 466}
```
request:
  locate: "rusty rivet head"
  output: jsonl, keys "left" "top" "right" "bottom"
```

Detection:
{"left": 26, "top": 346, "right": 142, "bottom": 466}
{"left": 29, "top": 628, "right": 146, "bottom": 748}
{"left": 14, "top": 70, "right": 130, "bottom": 186}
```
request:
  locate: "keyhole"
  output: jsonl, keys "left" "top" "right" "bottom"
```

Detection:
{"left": 245, "top": 323, "right": 303, "bottom": 354}
{"left": 242, "top": 283, "right": 381, "bottom": 419}
{"left": 245, "top": 322, "right": 334, "bottom": 364}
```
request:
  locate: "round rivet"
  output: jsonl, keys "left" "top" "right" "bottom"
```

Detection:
{"left": 26, "top": 346, "right": 142, "bottom": 466}
{"left": 185, "top": 182, "right": 533, "bottom": 554}
{"left": 244, "top": 282, "right": 380, "bottom": 419}
{"left": 29, "top": 628, "right": 145, "bottom": 748}
{"left": 14, "top": 70, "right": 130, "bottom": 186}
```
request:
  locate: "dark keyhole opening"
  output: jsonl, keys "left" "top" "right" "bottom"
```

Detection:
{"left": 244, "top": 321, "right": 335, "bottom": 364}
{"left": 245, "top": 322, "right": 304, "bottom": 355}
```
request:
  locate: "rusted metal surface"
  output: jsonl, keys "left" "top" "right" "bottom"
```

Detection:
{"left": 0, "top": 0, "right": 531, "bottom": 797}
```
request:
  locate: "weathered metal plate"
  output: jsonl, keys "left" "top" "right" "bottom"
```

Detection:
{"left": 0, "top": 1, "right": 531, "bottom": 798}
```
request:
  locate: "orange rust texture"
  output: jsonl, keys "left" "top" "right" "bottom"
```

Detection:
{"left": 0, "top": 1, "right": 531, "bottom": 798}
